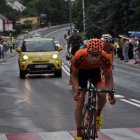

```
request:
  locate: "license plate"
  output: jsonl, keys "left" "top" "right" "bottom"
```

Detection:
{"left": 35, "top": 65, "right": 48, "bottom": 68}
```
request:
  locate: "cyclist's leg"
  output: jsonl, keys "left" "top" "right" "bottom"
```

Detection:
{"left": 89, "top": 67, "right": 106, "bottom": 116}
{"left": 90, "top": 68, "right": 106, "bottom": 130}
{"left": 75, "top": 69, "right": 89, "bottom": 137}
{"left": 75, "top": 90, "right": 86, "bottom": 137}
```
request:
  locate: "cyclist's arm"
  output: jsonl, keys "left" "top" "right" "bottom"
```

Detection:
{"left": 67, "top": 42, "right": 71, "bottom": 56}
{"left": 104, "top": 69, "right": 114, "bottom": 91}
{"left": 71, "top": 64, "right": 79, "bottom": 92}
{"left": 110, "top": 51, "right": 114, "bottom": 63}
{"left": 103, "top": 54, "right": 114, "bottom": 90}
{"left": 112, "top": 53, "right": 114, "bottom": 63}
{"left": 111, "top": 46, "right": 115, "bottom": 63}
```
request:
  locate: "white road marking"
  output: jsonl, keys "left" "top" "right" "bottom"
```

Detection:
{"left": 62, "top": 65, "right": 70, "bottom": 76}
{"left": 102, "top": 128, "right": 140, "bottom": 140}
{"left": 114, "top": 94, "right": 124, "bottom": 98}
{"left": 130, "top": 99, "right": 140, "bottom": 104}
{"left": 120, "top": 99, "right": 140, "bottom": 108}
{"left": 0, "top": 134, "right": 7, "bottom": 140}
{"left": 62, "top": 64, "right": 70, "bottom": 72}
{"left": 0, "top": 128, "right": 140, "bottom": 140}
{"left": 44, "top": 27, "right": 69, "bottom": 37}
{"left": 40, "top": 131, "right": 73, "bottom": 140}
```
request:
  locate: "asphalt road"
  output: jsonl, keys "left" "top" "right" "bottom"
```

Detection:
{"left": 0, "top": 27, "right": 140, "bottom": 139}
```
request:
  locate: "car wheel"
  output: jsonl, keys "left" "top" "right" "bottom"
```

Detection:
{"left": 54, "top": 69, "right": 62, "bottom": 77}
{"left": 20, "top": 70, "right": 26, "bottom": 79}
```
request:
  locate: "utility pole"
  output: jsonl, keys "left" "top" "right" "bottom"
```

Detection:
{"left": 69, "top": 0, "right": 73, "bottom": 35}
{"left": 65, "top": 0, "right": 74, "bottom": 35}
{"left": 82, "top": 0, "right": 86, "bottom": 39}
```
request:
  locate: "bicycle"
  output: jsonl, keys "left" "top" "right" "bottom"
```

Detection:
{"left": 78, "top": 80, "right": 115, "bottom": 140}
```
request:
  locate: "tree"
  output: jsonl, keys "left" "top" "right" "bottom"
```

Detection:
{"left": 74, "top": 0, "right": 139, "bottom": 38}
{"left": 129, "top": 0, "right": 140, "bottom": 31}
{"left": 23, "top": 20, "right": 33, "bottom": 30}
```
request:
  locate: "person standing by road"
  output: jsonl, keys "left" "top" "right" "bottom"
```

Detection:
{"left": 133, "top": 37, "right": 140, "bottom": 64}
{"left": 120, "top": 36, "right": 130, "bottom": 62}
{"left": 0, "top": 39, "right": 4, "bottom": 59}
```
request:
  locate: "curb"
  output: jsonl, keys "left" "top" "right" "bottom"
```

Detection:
{"left": 115, "top": 57, "right": 140, "bottom": 69}
{"left": 0, "top": 50, "right": 17, "bottom": 63}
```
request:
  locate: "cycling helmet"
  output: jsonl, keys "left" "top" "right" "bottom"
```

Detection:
{"left": 83, "top": 39, "right": 88, "bottom": 45}
{"left": 101, "top": 34, "right": 113, "bottom": 43}
{"left": 86, "top": 38, "right": 103, "bottom": 53}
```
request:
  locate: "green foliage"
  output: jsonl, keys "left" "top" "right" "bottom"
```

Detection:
{"left": 1, "top": 0, "right": 139, "bottom": 38}
{"left": 21, "top": 0, "right": 69, "bottom": 24}
{"left": 74, "top": 0, "right": 140, "bottom": 38}
{"left": 0, "top": 0, "right": 20, "bottom": 21}
{"left": 129, "top": 0, "right": 140, "bottom": 31}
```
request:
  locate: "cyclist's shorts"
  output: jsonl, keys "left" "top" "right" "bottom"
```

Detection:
{"left": 71, "top": 46, "right": 80, "bottom": 56}
{"left": 78, "top": 68, "right": 102, "bottom": 88}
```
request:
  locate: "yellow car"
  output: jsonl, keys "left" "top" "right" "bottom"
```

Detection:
{"left": 18, "top": 38, "right": 63, "bottom": 78}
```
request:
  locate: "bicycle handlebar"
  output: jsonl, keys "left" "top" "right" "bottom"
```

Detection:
{"left": 79, "top": 87, "right": 114, "bottom": 93}
{"left": 78, "top": 88, "right": 115, "bottom": 99}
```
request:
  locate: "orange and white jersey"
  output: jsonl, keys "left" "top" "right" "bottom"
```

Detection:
{"left": 72, "top": 48, "right": 112, "bottom": 72}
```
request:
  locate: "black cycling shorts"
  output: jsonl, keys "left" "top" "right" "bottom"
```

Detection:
{"left": 78, "top": 68, "right": 101, "bottom": 88}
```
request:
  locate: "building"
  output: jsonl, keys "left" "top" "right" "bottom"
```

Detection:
{"left": 0, "top": 14, "right": 7, "bottom": 33}
{"left": 19, "top": 17, "right": 40, "bottom": 29}
{"left": 6, "top": 0, "right": 26, "bottom": 12}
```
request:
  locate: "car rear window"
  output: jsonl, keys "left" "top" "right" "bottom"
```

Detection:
{"left": 21, "top": 41, "right": 56, "bottom": 52}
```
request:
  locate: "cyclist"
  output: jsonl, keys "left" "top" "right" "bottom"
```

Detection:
{"left": 64, "top": 29, "right": 71, "bottom": 42}
{"left": 71, "top": 38, "right": 116, "bottom": 140}
{"left": 80, "top": 39, "right": 88, "bottom": 49}
{"left": 67, "top": 29, "right": 83, "bottom": 85}
{"left": 101, "top": 34, "right": 114, "bottom": 63}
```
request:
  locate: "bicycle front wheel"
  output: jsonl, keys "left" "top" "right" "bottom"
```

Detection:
{"left": 82, "top": 104, "right": 97, "bottom": 140}
{"left": 90, "top": 109, "right": 97, "bottom": 140}
{"left": 82, "top": 103, "right": 89, "bottom": 140}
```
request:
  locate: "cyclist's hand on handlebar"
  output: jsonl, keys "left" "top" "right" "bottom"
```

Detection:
{"left": 73, "top": 92, "right": 79, "bottom": 101}
{"left": 108, "top": 89, "right": 116, "bottom": 105}
{"left": 108, "top": 96, "right": 116, "bottom": 105}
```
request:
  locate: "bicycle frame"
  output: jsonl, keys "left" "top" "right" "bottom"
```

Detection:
{"left": 79, "top": 81, "right": 114, "bottom": 140}
{"left": 80, "top": 81, "right": 98, "bottom": 140}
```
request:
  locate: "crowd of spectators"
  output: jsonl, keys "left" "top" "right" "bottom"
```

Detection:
{"left": 0, "top": 35, "right": 16, "bottom": 59}
{"left": 114, "top": 35, "right": 140, "bottom": 65}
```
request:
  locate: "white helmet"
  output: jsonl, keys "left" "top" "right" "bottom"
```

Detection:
{"left": 101, "top": 34, "right": 113, "bottom": 43}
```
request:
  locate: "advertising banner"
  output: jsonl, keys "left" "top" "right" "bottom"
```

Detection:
{"left": 5, "top": 20, "right": 13, "bottom": 31}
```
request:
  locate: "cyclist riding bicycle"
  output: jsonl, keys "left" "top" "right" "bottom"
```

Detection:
{"left": 67, "top": 30, "right": 83, "bottom": 85}
{"left": 80, "top": 39, "right": 88, "bottom": 49}
{"left": 71, "top": 38, "right": 116, "bottom": 140}
{"left": 101, "top": 34, "right": 114, "bottom": 63}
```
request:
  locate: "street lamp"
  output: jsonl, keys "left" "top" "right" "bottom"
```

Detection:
{"left": 65, "top": 0, "right": 75, "bottom": 35}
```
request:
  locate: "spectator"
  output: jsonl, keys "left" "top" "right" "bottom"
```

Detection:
{"left": 120, "top": 35, "right": 130, "bottom": 62}
{"left": 114, "top": 38, "right": 121, "bottom": 58}
{"left": 0, "top": 39, "right": 4, "bottom": 59}
{"left": 133, "top": 37, "right": 140, "bottom": 64}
